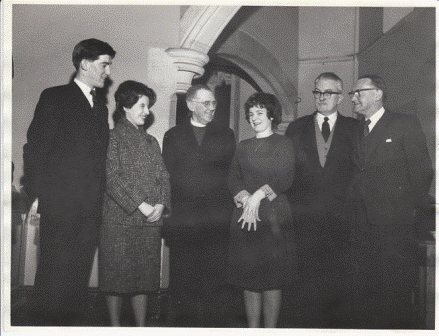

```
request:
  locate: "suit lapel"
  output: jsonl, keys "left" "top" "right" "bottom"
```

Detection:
{"left": 69, "top": 81, "right": 93, "bottom": 115}
{"left": 325, "top": 112, "right": 343, "bottom": 163}
{"left": 354, "top": 122, "right": 363, "bottom": 168}
{"left": 303, "top": 113, "right": 321, "bottom": 169}
{"left": 364, "top": 111, "right": 393, "bottom": 162}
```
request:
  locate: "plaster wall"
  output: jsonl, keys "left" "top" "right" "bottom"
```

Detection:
{"left": 12, "top": 4, "right": 180, "bottom": 187}
{"left": 240, "top": 6, "right": 299, "bottom": 93}
{"left": 358, "top": 8, "right": 435, "bottom": 195}
{"left": 383, "top": 7, "right": 414, "bottom": 33}
{"left": 298, "top": 7, "right": 357, "bottom": 118}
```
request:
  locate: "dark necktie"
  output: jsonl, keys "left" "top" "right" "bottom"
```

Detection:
{"left": 363, "top": 119, "right": 371, "bottom": 137}
{"left": 90, "top": 89, "right": 98, "bottom": 107}
{"left": 322, "top": 117, "right": 330, "bottom": 142}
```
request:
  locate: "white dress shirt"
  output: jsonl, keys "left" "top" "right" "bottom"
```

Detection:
{"left": 74, "top": 78, "right": 94, "bottom": 107}
{"left": 316, "top": 111, "right": 338, "bottom": 132}
{"left": 366, "top": 107, "right": 385, "bottom": 132}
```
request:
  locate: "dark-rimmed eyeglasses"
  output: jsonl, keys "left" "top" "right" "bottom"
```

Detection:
{"left": 312, "top": 91, "right": 342, "bottom": 99}
{"left": 191, "top": 100, "right": 217, "bottom": 108}
{"left": 348, "top": 88, "right": 378, "bottom": 97}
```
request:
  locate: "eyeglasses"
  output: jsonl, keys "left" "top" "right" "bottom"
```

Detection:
{"left": 348, "top": 88, "right": 378, "bottom": 97}
{"left": 191, "top": 100, "right": 217, "bottom": 108}
{"left": 312, "top": 91, "right": 342, "bottom": 99}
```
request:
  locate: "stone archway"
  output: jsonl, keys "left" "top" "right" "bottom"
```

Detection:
{"left": 166, "top": 6, "right": 298, "bottom": 120}
{"left": 166, "top": 6, "right": 241, "bottom": 93}
{"left": 216, "top": 30, "right": 298, "bottom": 120}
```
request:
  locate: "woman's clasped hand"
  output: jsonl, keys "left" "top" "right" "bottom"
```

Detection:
{"left": 238, "top": 189, "right": 265, "bottom": 231}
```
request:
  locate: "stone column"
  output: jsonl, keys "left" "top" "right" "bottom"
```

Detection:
{"left": 165, "top": 48, "right": 209, "bottom": 93}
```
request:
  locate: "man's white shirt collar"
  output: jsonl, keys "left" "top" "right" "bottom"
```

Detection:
{"left": 316, "top": 111, "right": 337, "bottom": 131}
{"left": 74, "top": 78, "right": 94, "bottom": 107}
{"left": 367, "top": 107, "right": 385, "bottom": 132}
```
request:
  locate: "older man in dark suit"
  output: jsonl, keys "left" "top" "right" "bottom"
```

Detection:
{"left": 23, "top": 38, "right": 115, "bottom": 326}
{"left": 345, "top": 75, "right": 433, "bottom": 328}
{"left": 284, "top": 72, "right": 358, "bottom": 327}
{"left": 162, "top": 84, "right": 236, "bottom": 327}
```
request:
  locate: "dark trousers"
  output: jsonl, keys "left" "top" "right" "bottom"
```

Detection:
{"left": 343, "top": 201, "right": 418, "bottom": 329}
{"left": 165, "top": 225, "right": 231, "bottom": 327}
{"left": 292, "top": 210, "right": 351, "bottom": 328}
{"left": 28, "top": 213, "right": 100, "bottom": 326}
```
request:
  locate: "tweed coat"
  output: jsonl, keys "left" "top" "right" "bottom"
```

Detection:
{"left": 100, "top": 117, "right": 171, "bottom": 292}
{"left": 102, "top": 117, "right": 171, "bottom": 227}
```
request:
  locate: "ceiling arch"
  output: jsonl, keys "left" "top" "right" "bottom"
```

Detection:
{"left": 179, "top": 6, "right": 241, "bottom": 54}
{"left": 173, "top": 5, "right": 298, "bottom": 118}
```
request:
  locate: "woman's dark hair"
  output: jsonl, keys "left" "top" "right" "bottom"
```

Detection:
{"left": 72, "top": 38, "right": 116, "bottom": 71}
{"left": 113, "top": 80, "right": 157, "bottom": 124}
{"left": 244, "top": 92, "right": 282, "bottom": 129}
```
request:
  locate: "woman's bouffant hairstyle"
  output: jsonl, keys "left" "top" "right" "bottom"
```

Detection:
{"left": 244, "top": 92, "right": 282, "bottom": 129}
{"left": 112, "top": 80, "right": 157, "bottom": 124}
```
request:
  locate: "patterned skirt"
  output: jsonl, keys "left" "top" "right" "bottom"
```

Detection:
{"left": 99, "top": 223, "right": 162, "bottom": 294}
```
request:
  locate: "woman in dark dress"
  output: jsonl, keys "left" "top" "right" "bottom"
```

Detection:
{"left": 228, "top": 92, "right": 297, "bottom": 328}
{"left": 99, "top": 81, "right": 170, "bottom": 326}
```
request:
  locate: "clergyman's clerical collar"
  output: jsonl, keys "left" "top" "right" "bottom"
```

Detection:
{"left": 190, "top": 118, "right": 208, "bottom": 128}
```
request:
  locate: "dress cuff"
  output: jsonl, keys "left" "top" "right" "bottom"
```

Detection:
{"left": 260, "top": 184, "right": 277, "bottom": 201}
{"left": 234, "top": 190, "right": 251, "bottom": 207}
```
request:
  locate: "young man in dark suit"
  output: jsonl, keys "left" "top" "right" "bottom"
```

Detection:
{"left": 284, "top": 72, "right": 358, "bottom": 327}
{"left": 162, "top": 84, "right": 236, "bottom": 327}
{"left": 23, "top": 38, "right": 116, "bottom": 326}
{"left": 345, "top": 75, "right": 433, "bottom": 328}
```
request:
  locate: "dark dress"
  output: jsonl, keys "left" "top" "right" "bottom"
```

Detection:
{"left": 99, "top": 118, "right": 171, "bottom": 294}
{"left": 227, "top": 133, "right": 298, "bottom": 291}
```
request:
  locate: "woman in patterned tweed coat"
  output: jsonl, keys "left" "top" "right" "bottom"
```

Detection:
{"left": 99, "top": 80, "right": 170, "bottom": 327}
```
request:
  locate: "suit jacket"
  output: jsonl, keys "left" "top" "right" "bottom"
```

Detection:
{"left": 103, "top": 117, "right": 171, "bottom": 227}
{"left": 347, "top": 110, "right": 433, "bottom": 234}
{"left": 162, "top": 120, "right": 236, "bottom": 229}
{"left": 285, "top": 112, "right": 358, "bottom": 215}
{"left": 23, "top": 81, "right": 109, "bottom": 217}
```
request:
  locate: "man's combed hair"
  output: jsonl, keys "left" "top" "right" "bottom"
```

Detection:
{"left": 315, "top": 72, "right": 343, "bottom": 91}
{"left": 358, "top": 74, "right": 387, "bottom": 102}
{"left": 72, "top": 38, "right": 116, "bottom": 70}
{"left": 186, "top": 84, "right": 213, "bottom": 101}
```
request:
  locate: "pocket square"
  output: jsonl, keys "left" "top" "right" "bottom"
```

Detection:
{"left": 386, "top": 139, "right": 392, "bottom": 143}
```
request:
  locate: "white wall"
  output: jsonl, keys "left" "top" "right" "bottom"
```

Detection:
{"left": 298, "top": 7, "right": 357, "bottom": 118}
{"left": 241, "top": 6, "right": 299, "bottom": 92}
{"left": 383, "top": 7, "right": 413, "bottom": 33}
{"left": 358, "top": 8, "right": 435, "bottom": 195}
{"left": 12, "top": 4, "right": 180, "bottom": 188}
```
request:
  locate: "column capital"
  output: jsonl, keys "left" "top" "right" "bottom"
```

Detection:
{"left": 165, "top": 48, "right": 209, "bottom": 93}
